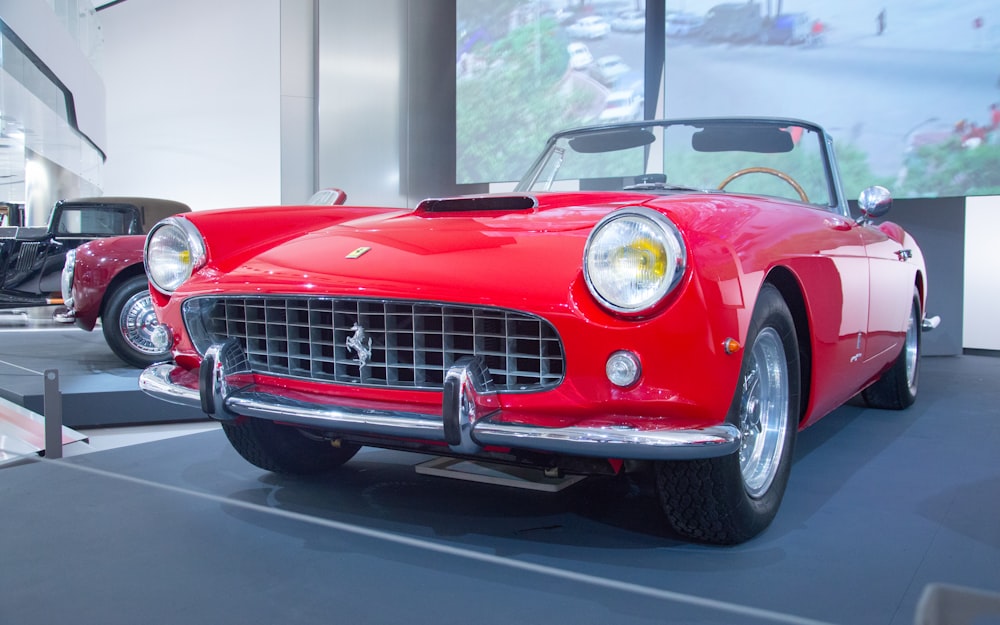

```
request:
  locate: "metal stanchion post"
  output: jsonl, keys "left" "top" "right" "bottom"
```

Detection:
{"left": 44, "top": 369, "right": 63, "bottom": 459}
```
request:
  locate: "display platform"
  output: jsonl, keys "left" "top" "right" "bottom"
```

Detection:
{"left": 1, "top": 354, "right": 998, "bottom": 625}
{"left": 0, "top": 321, "right": 204, "bottom": 428}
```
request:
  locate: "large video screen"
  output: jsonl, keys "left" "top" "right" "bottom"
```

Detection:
{"left": 662, "top": 0, "right": 1000, "bottom": 200}
{"left": 457, "top": 0, "right": 1000, "bottom": 199}
{"left": 456, "top": 0, "right": 646, "bottom": 184}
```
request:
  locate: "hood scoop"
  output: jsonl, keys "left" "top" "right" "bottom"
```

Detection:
{"left": 416, "top": 194, "right": 537, "bottom": 214}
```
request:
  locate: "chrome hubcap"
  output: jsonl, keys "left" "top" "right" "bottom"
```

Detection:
{"left": 120, "top": 291, "right": 165, "bottom": 356}
{"left": 904, "top": 301, "right": 918, "bottom": 391}
{"left": 739, "top": 327, "right": 789, "bottom": 498}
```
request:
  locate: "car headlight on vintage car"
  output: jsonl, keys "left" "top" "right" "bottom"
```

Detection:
{"left": 60, "top": 248, "right": 76, "bottom": 307}
{"left": 584, "top": 207, "right": 686, "bottom": 314}
{"left": 144, "top": 217, "right": 206, "bottom": 295}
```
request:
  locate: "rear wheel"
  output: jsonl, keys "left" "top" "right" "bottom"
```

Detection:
{"left": 222, "top": 418, "right": 360, "bottom": 475}
{"left": 655, "top": 284, "right": 800, "bottom": 544}
{"left": 862, "top": 288, "right": 920, "bottom": 410}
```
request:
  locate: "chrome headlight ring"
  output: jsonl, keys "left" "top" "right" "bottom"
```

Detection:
{"left": 60, "top": 248, "right": 77, "bottom": 307}
{"left": 144, "top": 217, "right": 207, "bottom": 295}
{"left": 583, "top": 207, "right": 687, "bottom": 315}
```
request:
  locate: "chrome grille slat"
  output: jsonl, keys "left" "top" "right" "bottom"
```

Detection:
{"left": 15, "top": 242, "right": 39, "bottom": 274}
{"left": 185, "top": 296, "right": 564, "bottom": 392}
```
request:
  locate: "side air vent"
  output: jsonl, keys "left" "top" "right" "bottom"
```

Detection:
{"left": 417, "top": 195, "right": 537, "bottom": 213}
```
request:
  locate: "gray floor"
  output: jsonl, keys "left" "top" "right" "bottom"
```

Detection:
{"left": 0, "top": 317, "right": 203, "bottom": 427}
{"left": 1, "top": 353, "right": 998, "bottom": 625}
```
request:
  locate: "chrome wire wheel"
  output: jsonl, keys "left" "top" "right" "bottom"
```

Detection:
{"left": 654, "top": 284, "right": 798, "bottom": 544}
{"left": 904, "top": 300, "right": 919, "bottom": 392}
{"left": 119, "top": 290, "right": 161, "bottom": 356}
{"left": 738, "top": 326, "right": 790, "bottom": 499}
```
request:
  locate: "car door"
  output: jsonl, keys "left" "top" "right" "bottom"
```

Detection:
{"left": 796, "top": 210, "right": 874, "bottom": 420}
{"left": 859, "top": 221, "right": 917, "bottom": 365}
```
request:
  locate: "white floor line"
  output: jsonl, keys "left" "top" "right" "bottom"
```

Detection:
{"left": 0, "top": 359, "right": 43, "bottom": 376}
{"left": 26, "top": 455, "right": 839, "bottom": 625}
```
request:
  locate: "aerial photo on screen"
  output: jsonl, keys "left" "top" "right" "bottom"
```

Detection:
{"left": 457, "top": 0, "right": 1000, "bottom": 199}
{"left": 457, "top": 0, "right": 646, "bottom": 184}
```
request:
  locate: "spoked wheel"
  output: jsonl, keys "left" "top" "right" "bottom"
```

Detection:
{"left": 655, "top": 283, "right": 800, "bottom": 544}
{"left": 739, "top": 326, "right": 792, "bottom": 499}
{"left": 222, "top": 417, "right": 361, "bottom": 475}
{"left": 101, "top": 275, "right": 171, "bottom": 367}
{"left": 862, "top": 287, "right": 921, "bottom": 410}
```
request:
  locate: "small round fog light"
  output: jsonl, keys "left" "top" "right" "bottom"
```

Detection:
{"left": 606, "top": 351, "right": 641, "bottom": 388}
{"left": 150, "top": 324, "right": 174, "bottom": 351}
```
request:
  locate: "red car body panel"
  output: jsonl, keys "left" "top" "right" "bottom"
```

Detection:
{"left": 69, "top": 235, "right": 147, "bottom": 331}
{"left": 150, "top": 190, "right": 922, "bottom": 436}
{"left": 72, "top": 235, "right": 146, "bottom": 332}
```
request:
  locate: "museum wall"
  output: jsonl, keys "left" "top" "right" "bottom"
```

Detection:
{"left": 315, "top": 0, "right": 481, "bottom": 208}
{"left": 964, "top": 195, "right": 1000, "bottom": 351}
{"left": 279, "top": 0, "right": 317, "bottom": 205}
{"left": 98, "top": 0, "right": 282, "bottom": 210}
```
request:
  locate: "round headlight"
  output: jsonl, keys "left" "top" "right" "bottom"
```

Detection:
{"left": 584, "top": 207, "right": 686, "bottom": 314}
{"left": 144, "top": 218, "right": 206, "bottom": 295}
{"left": 60, "top": 248, "right": 76, "bottom": 306}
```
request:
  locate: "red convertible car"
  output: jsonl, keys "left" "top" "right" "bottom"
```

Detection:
{"left": 139, "top": 118, "right": 934, "bottom": 544}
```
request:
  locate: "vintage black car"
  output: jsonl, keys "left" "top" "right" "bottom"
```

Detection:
{"left": 0, "top": 197, "right": 190, "bottom": 310}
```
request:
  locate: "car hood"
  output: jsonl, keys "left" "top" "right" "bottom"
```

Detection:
{"left": 188, "top": 192, "right": 649, "bottom": 311}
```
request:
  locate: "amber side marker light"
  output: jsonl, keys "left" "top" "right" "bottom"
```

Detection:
{"left": 723, "top": 338, "right": 741, "bottom": 355}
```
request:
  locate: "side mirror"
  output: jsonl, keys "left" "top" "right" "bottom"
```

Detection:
{"left": 858, "top": 185, "right": 892, "bottom": 221}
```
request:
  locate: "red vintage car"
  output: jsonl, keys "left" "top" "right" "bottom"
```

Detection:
{"left": 59, "top": 198, "right": 191, "bottom": 367}
{"left": 139, "top": 118, "right": 934, "bottom": 544}
{"left": 62, "top": 191, "right": 347, "bottom": 367}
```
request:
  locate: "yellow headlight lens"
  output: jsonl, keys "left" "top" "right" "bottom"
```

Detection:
{"left": 584, "top": 208, "right": 686, "bottom": 313}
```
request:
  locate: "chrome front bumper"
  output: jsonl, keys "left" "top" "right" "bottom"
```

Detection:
{"left": 139, "top": 340, "right": 740, "bottom": 461}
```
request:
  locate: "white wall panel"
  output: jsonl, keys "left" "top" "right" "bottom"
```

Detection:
{"left": 99, "top": 0, "right": 281, "bottom": 209}
{"left": 280, "top": 0, "right": 316, "bottom": 204}
{"left": 317, "top": 0, "right": 404, "bottom": 208}
{"left": 964, "top": 196, "right": 1000, "bottom": 351}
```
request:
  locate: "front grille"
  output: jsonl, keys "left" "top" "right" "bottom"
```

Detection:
{"left": 14, "top": 242, "right": 39, "bottom": 275}
{"left": 184, "top": 296, "right": 565, "bottom": 392}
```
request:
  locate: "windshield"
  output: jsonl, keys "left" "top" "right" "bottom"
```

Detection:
{"left": 516, "top": 119, "right": 839, "bottom": 210}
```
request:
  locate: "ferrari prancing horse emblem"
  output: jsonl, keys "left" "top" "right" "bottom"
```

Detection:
{"left": 346, "top": 323, "right": 373, "bottom": 368}
{"left": 346, "top": 246, "right": 371, "bottom": 259}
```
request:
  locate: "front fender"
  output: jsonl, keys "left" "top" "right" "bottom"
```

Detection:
{"left": 70, "top": 236, "right": 146, "bottom": 330}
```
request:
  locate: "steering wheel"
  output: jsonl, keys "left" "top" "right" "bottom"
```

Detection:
{"left": 718, "top": 167, "right": 809, "bottom": 203}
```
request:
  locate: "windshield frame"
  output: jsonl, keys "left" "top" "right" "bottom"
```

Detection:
{"left": 514, "top": 117, "right": 850, "bottom": 218}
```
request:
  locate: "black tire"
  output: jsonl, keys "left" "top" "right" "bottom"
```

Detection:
{"left": 101, "top": 275, "right": 171, "bottom": 368}
{"left": 862, "top": 288, "right": 920, "bottom": 410}
{"left": 655, "top": 283, "right": 800, "bottom": 544}
{"left": 222, "top": 418, "right": 360, "bottom": 475}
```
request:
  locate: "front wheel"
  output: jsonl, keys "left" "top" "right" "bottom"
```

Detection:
{"left": 222, "top": 418, "right": 360, "bottom": 475}
{"left": 101, "top": 275, "right": 171, "bottom": 368}
{"left": 655, "top": 283, "right": 800, "bottom": 544}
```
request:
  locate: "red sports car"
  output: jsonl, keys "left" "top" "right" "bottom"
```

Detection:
{"left": 139, "top": 118, "right": 934, "bottom": 544}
